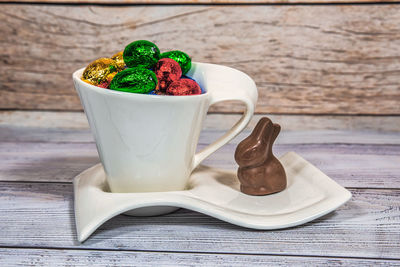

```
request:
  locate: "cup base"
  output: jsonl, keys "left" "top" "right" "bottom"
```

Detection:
{"left": 123, "top": 206, "right": 180, "bottom": 216}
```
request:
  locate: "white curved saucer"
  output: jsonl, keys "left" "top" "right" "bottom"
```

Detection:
{"left": 74, "top": 152, "right": 351, "bottom": 242}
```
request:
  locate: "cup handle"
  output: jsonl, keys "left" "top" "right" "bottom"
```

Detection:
{"left": 192, "top": 74, "right": 258, "bottom": 171}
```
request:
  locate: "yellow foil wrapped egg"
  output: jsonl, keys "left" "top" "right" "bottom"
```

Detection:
{"left": 82, "top": 58, "right": 118, "bottom": 86}
{"left": 111, "top": 51, "right": 126, "bottom": 71}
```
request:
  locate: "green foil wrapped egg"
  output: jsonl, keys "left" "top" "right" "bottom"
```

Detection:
{"left": 109, "top": 67, "right": 157, "bottom": 94}
{"left": 82, "top": 58, "right": 118, "bottom": 86}
{"left": 160, "top": 50, "right": 191, "bottom": 75}
{"left": 123, "top": 40, "right": 160, "bottom": 69}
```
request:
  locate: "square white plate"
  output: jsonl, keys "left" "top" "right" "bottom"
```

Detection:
{"left": 74, "top": 152, "right": 351, "bottom": 242}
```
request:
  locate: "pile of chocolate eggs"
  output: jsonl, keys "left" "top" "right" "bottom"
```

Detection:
{"left": 81, "top": 40, "right": 202, "bottom": 96}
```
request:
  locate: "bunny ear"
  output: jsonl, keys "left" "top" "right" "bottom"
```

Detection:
{"left": 251, "top": 117, "right": 272, "bottom": 141}
{"left": 271, "top": 123, "right": 281, "bottom": 144}
{"left": 260, "top": 121, "right": 280, "bottom": 148}
{"left": 235, "top": 118, "right": 269, "bottom": 160}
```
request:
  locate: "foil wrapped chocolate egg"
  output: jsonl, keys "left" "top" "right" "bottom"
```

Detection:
{"left": 109, "top": 67, "right": 157, "bottom": 94}
{"left": 97, "top": 82, "right": 110, "bottom": 89}
{"left": 97, "top": 72, "right": 117, "bottom": 89}
{"left": 123, "top": 40, "right": 160, "bottom": 69}
{"left": 166, "top": 78, "right": 201, "bottom": 96}
{"left": 111, "top": 51, "right": 126, "bottom": 71}
{"left": 160, "top": 50, "right": 191, "bottom": 75}
{"left": 82, "top": 58, "right": 118, "bottom": 86}
{"left": 182, "top": 75, "right": 205, "bottom": 94}
{"left": 154, "top": 58, "right": 182, "bottom": 92}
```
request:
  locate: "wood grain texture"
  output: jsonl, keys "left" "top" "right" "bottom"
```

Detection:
{"left": 3, "top": 111, "right": 400, "bottom": 132}
{"left": 0, "top": 182, "right": 399, "bottom": 259}
{"left": 2, "top": 125, "right": 400, "bottom": 144}
{"left": 1, "top": 133, "right": 400, "bottom": 187}
{"left": 0, "top": 248, "right": 399, "bottom": 267}
{"left": 1, "top": 112, "right": 399, "bottom": 185}
{"left": 1, "top": 5, "right": 400, "bottom": 114}
{"left": 1, "top": 112, "right": 400, "bottom": 144}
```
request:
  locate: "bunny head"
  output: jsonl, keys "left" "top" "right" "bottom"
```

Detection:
{"left": 234, "top": 117, "right": 281, "bottom": 168}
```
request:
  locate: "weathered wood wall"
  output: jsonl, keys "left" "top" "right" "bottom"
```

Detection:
{"left": 1, "top": 3, "right": 400, "bottom": 114}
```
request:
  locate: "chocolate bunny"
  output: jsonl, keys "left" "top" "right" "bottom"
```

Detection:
{"left": 234, "top": 117, "right": 287, "bottom": 196}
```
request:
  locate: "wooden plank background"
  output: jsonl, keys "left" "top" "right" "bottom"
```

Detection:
{"left": 2, "top": 248, "right": 400, "bottom": 267}
{"left": 1, "top": 178, "right": 400, "bottom": 259}
{"left": 0, "top": 113, "right": 399, "bottom": 265}
{"left": 1, "top": 4, "right": 400, "bottom": 114}
{"left": 1, "top": 111, "right": 399, "bottom": 186}
{"left": 0, "top": 117, "right": 399, "bottom": 260}
{"left": 2, "top": 131, "right": 400, "bottom": 187}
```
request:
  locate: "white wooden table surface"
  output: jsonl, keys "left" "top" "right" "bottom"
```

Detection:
{"left": 0, "top": 112, "right": 399, "bottom": 266}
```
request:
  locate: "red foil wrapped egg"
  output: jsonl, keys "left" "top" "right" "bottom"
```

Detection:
{"left": 166, "top": 78, "right": 201, "bottom": 96}
{"left": 154, "top": 58, "right": 182, "bottom": 92}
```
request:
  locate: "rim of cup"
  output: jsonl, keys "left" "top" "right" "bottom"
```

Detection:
{"left": 72, "top": 67, "right": 209, "bottom": 100}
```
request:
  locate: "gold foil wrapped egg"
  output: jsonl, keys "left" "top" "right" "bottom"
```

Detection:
{"left": 82, "top": 58, "right": 118, "bottom": 86}
{"left": 111, "top": 51, "right": 126, "bottom": 71}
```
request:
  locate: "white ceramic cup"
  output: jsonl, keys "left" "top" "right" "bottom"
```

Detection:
{"left": 73, "top": 62, "right": 257, "bottom": 195}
